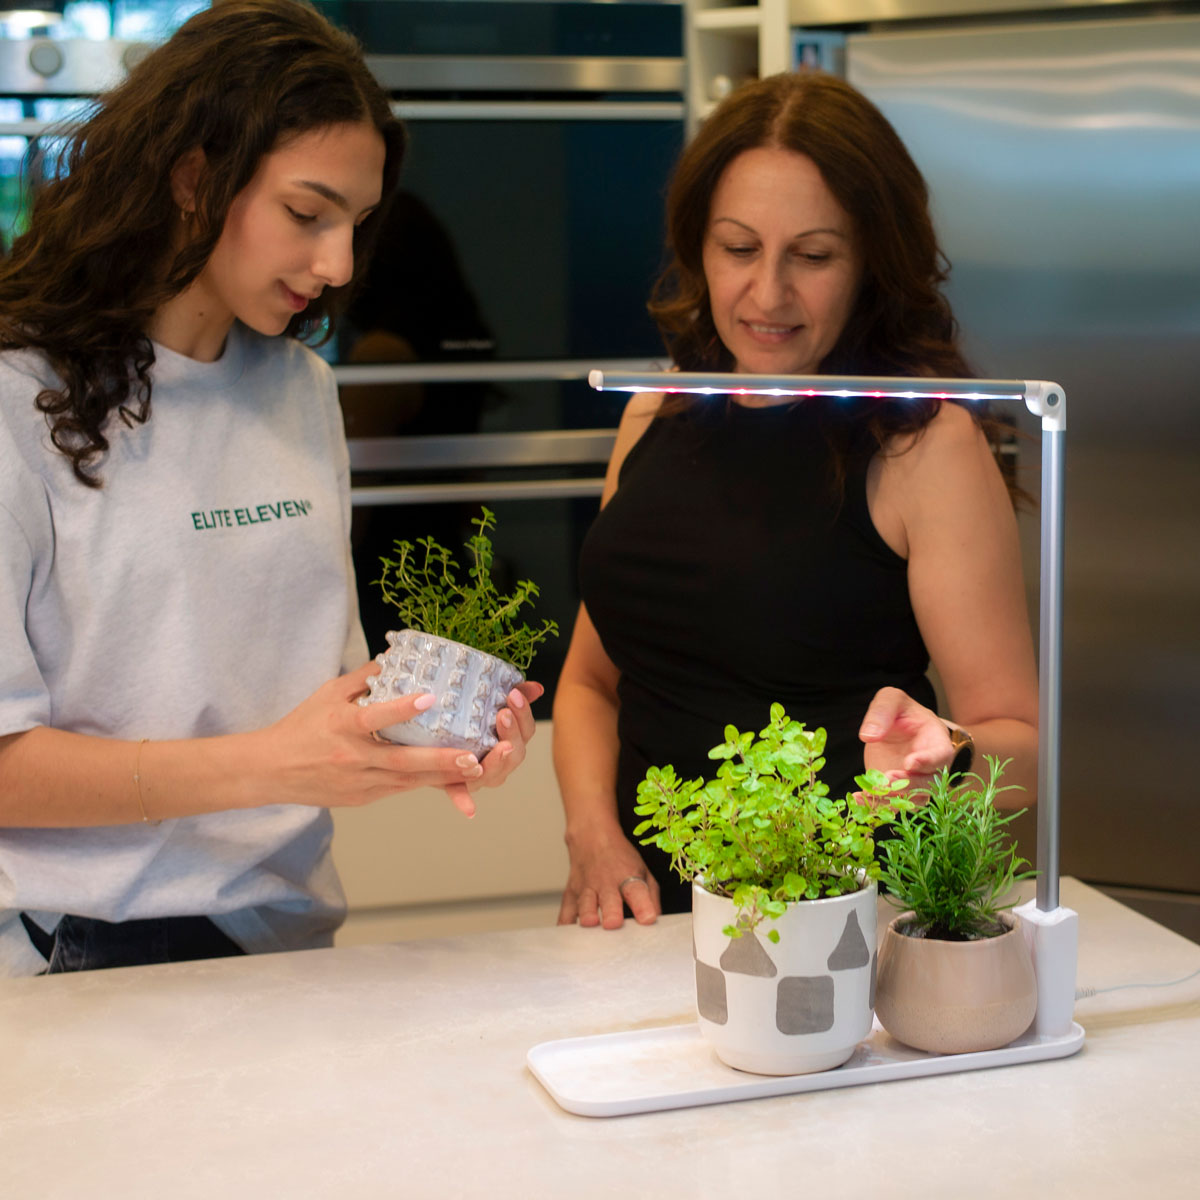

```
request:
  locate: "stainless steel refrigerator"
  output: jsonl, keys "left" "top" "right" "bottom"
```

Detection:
{"left": 813, "top": 6, "right": 1200, "bottom": 938}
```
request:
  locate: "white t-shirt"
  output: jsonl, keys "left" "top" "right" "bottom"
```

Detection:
{"left": 0, "top": 324, "right": 368, "bottom": 975}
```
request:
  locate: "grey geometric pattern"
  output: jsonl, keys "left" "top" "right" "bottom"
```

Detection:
{"left": 826, "top": 910, "right": 871, "bottom": 971}
{"left": 696, "top": 960, "right": 728, "bottom": 1024}
{"left": 719, "top": 933, "right": 778, "bottom": 978}
{"left": 776, "top": 975, "right": 836, "bottom": 1035}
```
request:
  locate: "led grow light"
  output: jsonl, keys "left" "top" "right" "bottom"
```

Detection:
{"left": 588, "top": 369, "right": 1076, "bottom": 1042}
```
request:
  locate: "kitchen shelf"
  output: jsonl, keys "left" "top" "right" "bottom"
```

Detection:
{"left": 693, "top": 7, "right": 764, "bottom": 33}
{"left": 685, "top": 0, "right": 791, "bottom": 133}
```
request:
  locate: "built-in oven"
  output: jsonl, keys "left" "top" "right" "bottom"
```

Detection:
{"left": 316, "top": 0, "right": 687, "bottom": 700}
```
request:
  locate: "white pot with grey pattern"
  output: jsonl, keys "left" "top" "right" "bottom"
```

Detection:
{"left": 358, "top": 629, "right": 524, "bottom": 759}
{"left": 692, "top": 878, "right": 877, "bottom": 1075}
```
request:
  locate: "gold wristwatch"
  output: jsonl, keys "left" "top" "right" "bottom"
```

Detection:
{"left": 945, "top": 722, "right": 974, "bottom": 778}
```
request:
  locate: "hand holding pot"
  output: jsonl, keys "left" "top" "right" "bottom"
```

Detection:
{"left": 558, "top": 828, "right": 661, "bottom": 929}
{"left": 259, "top": 662, "right": 514, "bottom": 815}
{"left": 442, "top": 681, "right": 544, "bottom": 816}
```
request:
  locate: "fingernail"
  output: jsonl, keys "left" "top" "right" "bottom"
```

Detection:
{"left": 861, "top": 723, "right": 880, "bottom": 736}
{"left": 498, "top": 711, "right": 512, "bottom": 729}
{"left": 500, "top": 746, "right": 513, "bottom": 761}
{"left": 462, "top": 764, "right": 483, "bottom": 779}
{"left": 414, "top": 693, "right": 437, "bottom": 712}
{"left": 509, "top": 690, "right": 526, "bottom": 709}
{"left": 455, "top": 754, "right": 479, "bottom": 769}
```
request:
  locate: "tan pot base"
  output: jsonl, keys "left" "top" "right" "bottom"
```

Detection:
{"left": 874, "top": 911, "right": 1037, "bottom": 1055}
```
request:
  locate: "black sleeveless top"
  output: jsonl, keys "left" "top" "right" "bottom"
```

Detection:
{"left": 579, "top": 398, "right": 936, "bottom": 912}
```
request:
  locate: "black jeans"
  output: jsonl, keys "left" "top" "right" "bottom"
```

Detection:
{"left": 20, "top": 912, "right": 246, "bottom": 974}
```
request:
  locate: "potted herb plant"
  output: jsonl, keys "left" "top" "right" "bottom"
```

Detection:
{"left": 358, "top": 507, "right": 558, "bottom": 758}
{"left": 634, "top": 703, "right": 909, "bottom": 1076}
{"left": 873, "top": 756, "right": 1038, "bottom": 1055}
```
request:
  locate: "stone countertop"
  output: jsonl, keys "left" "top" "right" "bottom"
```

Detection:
{"left": 2, "top": 878, "right": 1198, "bottom": 1199}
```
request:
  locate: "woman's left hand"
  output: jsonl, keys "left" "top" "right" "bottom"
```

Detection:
{"left": 858, "top": 686, "right": 955, "bottom": 793}
{"left": 442, "top": 681, "right": 544, "bottom": 816}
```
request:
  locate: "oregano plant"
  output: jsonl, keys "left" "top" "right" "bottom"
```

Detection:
{"left": 633, "top": 703, "right": 910, "bottom": 940}
{"left": 372, "top": 506, "right": 558, "bottom": 673}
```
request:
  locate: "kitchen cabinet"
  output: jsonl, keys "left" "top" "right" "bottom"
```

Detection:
{"left": 331, "top": 719, "right": 567, "bottom": 944}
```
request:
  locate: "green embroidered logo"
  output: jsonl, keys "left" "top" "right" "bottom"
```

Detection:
{"left": 190, "top": 499, "right": 313, "bottom": 531}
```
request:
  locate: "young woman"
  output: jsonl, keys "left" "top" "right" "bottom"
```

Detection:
{"left": 553, "top": 71, "right": 1038, "bottom": 928}
{"left": 0, "top": 0, "right": 540, "bottom": 975}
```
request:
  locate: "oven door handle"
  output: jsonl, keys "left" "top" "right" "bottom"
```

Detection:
{"left": 334, "top": 359, "right": 662, "bottom": 386}
{"left": 351, "top": 479, "right": 605, "bottom": 506}
{"left": 390, "top": 100, "right": 685, "bottom": 121}
{"left": 348, "top": 430, "right": 617, "bottom": 472}
{"left": 368, "top": 54, "right": 685, "bottom": 97}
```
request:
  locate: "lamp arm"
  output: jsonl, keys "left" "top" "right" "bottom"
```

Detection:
{"left": 1024, "top": 382, "right": 1067, "bottom": 915}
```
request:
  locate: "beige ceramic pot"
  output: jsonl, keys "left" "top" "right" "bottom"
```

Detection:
{"left": 874, "top": 911, "right": 1037, "bottom": 1054}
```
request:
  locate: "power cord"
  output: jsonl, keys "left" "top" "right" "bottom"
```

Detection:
{"left": 1075, "top": 964, "right": 1200, "bottom": 1000}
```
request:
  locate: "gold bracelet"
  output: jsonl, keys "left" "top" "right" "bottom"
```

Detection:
{"left": 133, "top": 737, "right": 158, "bottom": 824}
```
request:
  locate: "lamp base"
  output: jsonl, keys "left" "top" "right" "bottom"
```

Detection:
{"left": 1014, "top": 900, "right": 1079, "bottom": 1037}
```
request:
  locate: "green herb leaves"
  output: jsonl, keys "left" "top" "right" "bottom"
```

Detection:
{"left": 876, "top": 756, "right": 1036, "bottom": 941}
{"left": 633, "top": 702, "right": 909, "bottom": 937}
{"left": 372, "top": 507, "right": 558, "bottom": 673}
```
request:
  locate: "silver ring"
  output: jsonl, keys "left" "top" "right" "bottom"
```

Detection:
{"left": 618, "top": 875, "right": 647, "bottom": 892}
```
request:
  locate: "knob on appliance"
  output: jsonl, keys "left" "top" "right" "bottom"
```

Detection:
{"left": 122, "top": 42, "right": 152, "bottom": 72}
{"left": 28, "top": 40, "right": 64, "bottom": 79}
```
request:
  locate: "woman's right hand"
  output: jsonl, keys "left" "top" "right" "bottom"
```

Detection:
{"left": 259, "top": 662, "right": 488, "bottom": 816}
{"left": 557, "top": 830, "right": 661, "bottom": 929}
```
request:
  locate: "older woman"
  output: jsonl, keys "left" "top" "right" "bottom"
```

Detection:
{"left": 553, "top": 71, "right": 1038, "bottom": 926}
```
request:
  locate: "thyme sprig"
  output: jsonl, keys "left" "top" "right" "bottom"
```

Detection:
{"left": 372, "top": 507, "right": 558, "bottom": 672}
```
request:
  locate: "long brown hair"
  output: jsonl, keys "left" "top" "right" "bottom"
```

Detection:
{"left": 0, "top": 0, "right": 406, "bottom": 487}
{"left": 649, "top": 71, "right": 1003, "bottom": 494}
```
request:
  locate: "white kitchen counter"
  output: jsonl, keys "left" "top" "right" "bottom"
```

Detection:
{"left": 3, "top": 877, "right": 1197, "bottom": 1199}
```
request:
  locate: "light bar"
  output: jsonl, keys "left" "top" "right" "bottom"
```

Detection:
{"left": 588, "top": 370, "right": 1065, "bottom": 433}
{"left": 588, "top": 369, "right": 1027, "bottom": 405}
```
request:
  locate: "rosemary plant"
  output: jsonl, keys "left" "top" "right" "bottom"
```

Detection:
{"left": 372, "top": 507, "right": 558, "bottom": 673}
{"left": 876, "top": 756, "right": 1036, "bottom": 941}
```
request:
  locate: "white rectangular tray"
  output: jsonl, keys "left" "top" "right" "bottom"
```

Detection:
{"left": 527, "top": 1019, "right": 1085, "bottom": 1117}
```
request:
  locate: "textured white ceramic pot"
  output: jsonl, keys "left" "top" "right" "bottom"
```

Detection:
{"left": 874, "top": 911, "right": 1037, "bottom": 1054}
{"left": 691, "top": 879, "right": 877, "bottom": 1075}
{"left": 358, "top": 629, "right": 523, "bottom": 759}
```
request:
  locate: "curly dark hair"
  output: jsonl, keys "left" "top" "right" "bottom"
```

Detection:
{"left": 0, "top": 0, "right": 406, "bottom": 487}
{"left": 648, "top": 71, "right": 1016, "bottom": 498}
